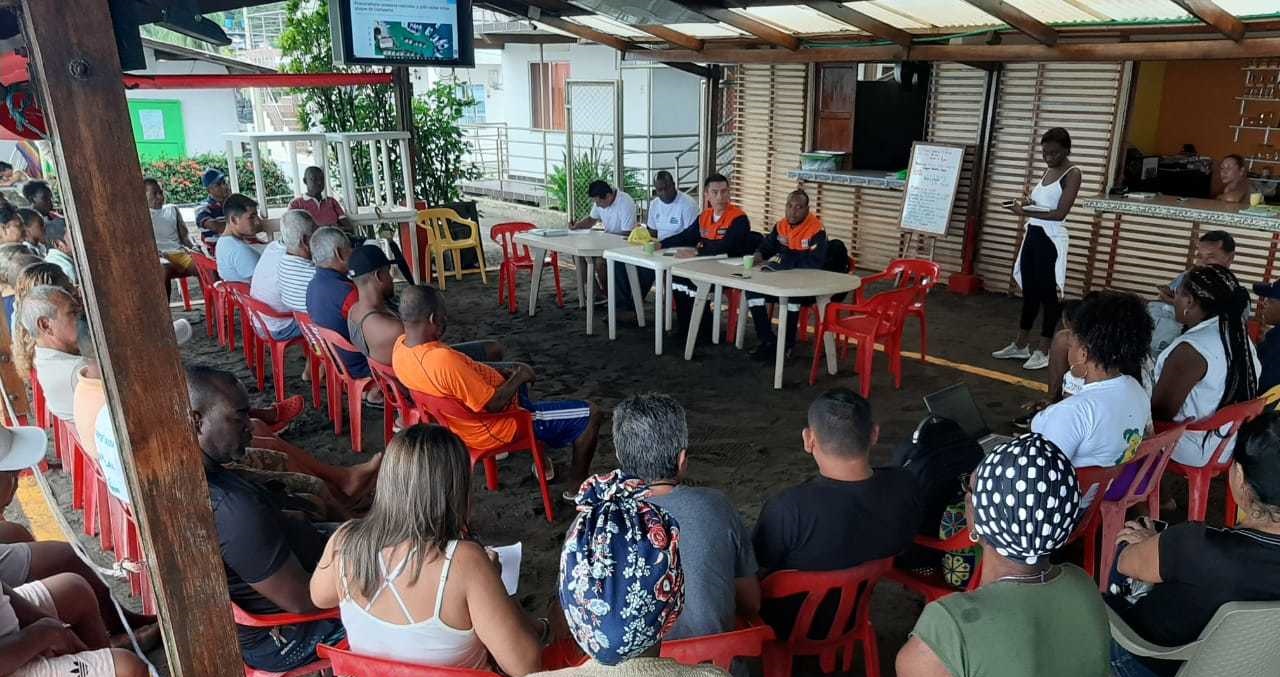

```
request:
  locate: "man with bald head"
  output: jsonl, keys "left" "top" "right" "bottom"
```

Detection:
{"left": 391, "top": 284, "right": 602, "bottom": 497}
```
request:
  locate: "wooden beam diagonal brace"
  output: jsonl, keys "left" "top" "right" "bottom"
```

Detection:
{"left": 1168, "top": 0, "right": 1245, "bottom": 41}
{"left": 804, "top": 0, "right": 913, "bottom": 48}
{"left": 960, "top": 0, "right": 1058, "bottom": 45}
{"left": 635, "top": 24, "right": 705, "bottom": 51}
{"left": 671, "top": 2, "right": 801, "bottom": 51}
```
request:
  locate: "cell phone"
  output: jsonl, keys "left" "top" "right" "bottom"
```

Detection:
{"left": 1001, "top": 199, "right": 1016, "bottom": 208}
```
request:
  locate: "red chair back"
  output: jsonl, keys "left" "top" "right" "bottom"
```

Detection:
{"left": 231, "top": 602, "right": 340, "bottom": 628}
{"left": 293, "top": 310, "right": 329, "bottom": 356}
{"left": 829, "top": 286, "right": 918, "bottom": 336}
{"left": 234, "top": 291, "right": 293, "bottom": 342}
{"left": 1071, "top": 464, "right": 1123, "bottom": 542}
{"left": 317, "top": 645, "right": 499, "bottom": 676}
{"left": 1103, "top": 425, "right": 1186, "bottom": 505}
{"left": 490, "top": 222, "right": 536, "bottom": 265}
{"left": 368, "top": 358, "right": 417, "bottom": 427}
{"left": 1184, "top": 396, "right": 1269, "bottom": 470}
{"left": 661, "top": 624, "right": 777, "bottom": 671}
{"left": 883, "top": 258, "right": 941, "bottom": 296}
{"left": 312, "top": 325, "right": 363, "bottom": 382}
{"left": 191, "top": 252, "right": 220, "bottom": 291}
{"left": 760, "top": 558, "right": 891, "bottom": 659}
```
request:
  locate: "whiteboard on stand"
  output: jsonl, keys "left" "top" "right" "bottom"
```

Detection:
{"left": 899, "top": 142, "right": 965, "bottom": 237}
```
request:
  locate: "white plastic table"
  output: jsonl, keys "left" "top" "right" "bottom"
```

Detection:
{"left": 602, "top": 246, "right": 716, "bottom": 355}
{"left": 514, "top": 230, "right": 629, "bottom": 335}
{"left": 675, "top": 258, "right": 861, "bottom": 389}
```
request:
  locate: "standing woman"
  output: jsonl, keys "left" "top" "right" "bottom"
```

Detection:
{"left": 993, "top": 128, "right": 1083, "bottom": 371}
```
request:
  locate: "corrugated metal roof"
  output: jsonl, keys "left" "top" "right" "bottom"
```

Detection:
{"left": 869, "top": 0, "right": 1003, "bottom": 28}
{"left": 664, "top": 22, "right": 749, "bottom": 38}
{"left": 737, "top": 6, "right": 866, "bottom": 34}
{"left": 1002, "top": 0, "right": 1101, "bottom": 24}
{"left": 569, "top": 14, "right": 652, "bottom": 38}
{"left": 1075, "top": 0, "right": 1190, "bottom": 21}
{"left": 1215, "top": 0, "right": 1280, "bottom": 17}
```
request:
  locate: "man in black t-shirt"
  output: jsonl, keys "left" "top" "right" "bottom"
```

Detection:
{"left": 753, "top": 388, "right": 920, "bottom": 636}
{"left": 188, "top": 366, "right": 344, "bottom": 673}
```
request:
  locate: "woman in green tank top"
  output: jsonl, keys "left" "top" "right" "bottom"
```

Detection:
{"left": 895, "top": 433, "right": 1112, "bottom": 677}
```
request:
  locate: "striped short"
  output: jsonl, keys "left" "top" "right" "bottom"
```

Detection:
{"left": 520, "top": 392, "right": 592, "bottom": 449}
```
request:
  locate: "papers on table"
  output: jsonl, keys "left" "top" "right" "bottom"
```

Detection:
{"left": 492, "top": 542, "right": 522, "bottom": 595}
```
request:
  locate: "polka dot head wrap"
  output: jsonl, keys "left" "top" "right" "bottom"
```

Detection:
{"left": 970, "top": 433, "right": 1082, "bottom": 565}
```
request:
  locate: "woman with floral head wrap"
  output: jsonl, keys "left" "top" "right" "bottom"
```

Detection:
{"left": 896, "top": 434, "right": 1111, "bottom": 677}
{"left": 531, "top": 471, "right": 727, "bottom": 677}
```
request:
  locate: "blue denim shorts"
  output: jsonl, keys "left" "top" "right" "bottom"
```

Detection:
{"left": 240, "top": 619, "right": 346, "bottom": 672}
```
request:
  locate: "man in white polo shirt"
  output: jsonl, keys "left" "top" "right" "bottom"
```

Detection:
{"left": 646, "top": 170, "right": 699, "bottom": 241}
{"left": 571, "top": 180, "right": 637, "bottom": 303}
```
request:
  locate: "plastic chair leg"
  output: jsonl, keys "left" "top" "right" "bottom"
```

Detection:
{"left": 382, "top": 401, "right": 394, "bottom": 445}
{"left": 808, "top": 327, "right": 826, "bottom": 385}
{"left": 434, "top": 250, "right": 448, "bottom": 291}
{"left": 474, "top": 245, "right": 489, "bottom": 285}
{"left": 82, "top": 472, "right": 98, "bottom": 537}
{"left": 308, "top": 354, "right": 324, "bottom": 411}
{"left": 1098, "top": 505, "right": 1125, "bottom": 592}
{"left": 858, "top": 340, "right": 875, "bottom": 398}
{"left": 179, "top": 277, "right": 192, "bottom": 311}
{"left": 551, "top": 254, "right": 565, "bottom": 308}
{"left": 863, "top": 627, "right": 882, "bottom": 677}
{"left": 918, "top": 316, "right": 929, "bottom": 361}
{"left": 1082, "top": 516, "right": 1098, "bottom": 579}
{"left": 497, "top": 263, "right": 508, "bottom": 307}
{"left": 1186, "top": 472, "right": 1211, "bottom": 522}
{"left": 330, "top": 372, "right": 344, "bottom": 437}
{"left": 271, "top": 345, "right": 290, "bottom": 403}
{"left": 482, "top": 457, "right": 500, "bottom": 491}
{"left": 96, "top": 480, "right": 113, "bottom": 551}
{"left": 530, "top": 447, "right": 555, "bottom": 523}
{"left": 348, "top": 380, "right": 365, "bottom": 453}
{"left": 452, "top": 249, "right": 465, "bottom": 282}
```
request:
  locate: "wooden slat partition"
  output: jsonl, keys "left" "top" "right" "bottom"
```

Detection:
{"left": 732, "top": 63, "right": 809, "bottom": 229}
{"left": 975, "top": 62, "right": 1127, "bottom": 295}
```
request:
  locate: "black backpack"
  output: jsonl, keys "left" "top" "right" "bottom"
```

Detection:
{"left": 894, "top": 415, "right": 984, "bottom": 536}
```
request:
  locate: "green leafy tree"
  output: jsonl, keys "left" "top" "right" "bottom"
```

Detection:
{"left": 413, "top": 82, "right": 482, "bottom": 206}
{"left": 142, "top": 153, "right": 291, "bottom": 205}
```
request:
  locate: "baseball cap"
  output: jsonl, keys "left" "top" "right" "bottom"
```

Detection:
{"left": 1254, "top": 280, "right": 1280, "bottom": 300}
{"left": 347, "top": 245, "right": 392, "bottom": 278}
{"left": 0, "top": 425, "right": 47, "bottom": 471}
{"left": 201, "top": 168, "right": 227, "bottom": 189}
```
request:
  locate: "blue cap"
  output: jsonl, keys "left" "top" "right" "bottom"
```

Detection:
{"left": 1254, "top": 280, "right": 1280, "bottom": 300}
{"left": 201, "top": 168, "right": 227, "bottom": 189}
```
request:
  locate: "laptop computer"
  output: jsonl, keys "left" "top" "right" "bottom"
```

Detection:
{"left": 924, "top": 383, "right": 1014, "bottom": 453}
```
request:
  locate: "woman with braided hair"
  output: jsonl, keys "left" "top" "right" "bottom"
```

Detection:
{"left": 1152, "top": 264, "right": 1260, "bottom": 467}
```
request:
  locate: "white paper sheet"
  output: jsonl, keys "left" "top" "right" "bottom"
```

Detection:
{"left": 492, "top": 543, "right": 522, "bottom": 595}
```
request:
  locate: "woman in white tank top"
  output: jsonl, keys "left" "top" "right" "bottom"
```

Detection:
{"left": 310, "top": 425, "right": 543, "bottom": 675}
{"left": 992, "top": 128, "right": 1084, "bottom": 372}
{"left": 1153, "top": 265, "right": 1259, "bottom": 467}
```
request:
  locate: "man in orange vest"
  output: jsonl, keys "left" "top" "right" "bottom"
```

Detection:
{"left": 748, "top": 189, "right": 828, "bottom": 360}
{"left": 664, "top": 173, "right": 754, "bottom": 337}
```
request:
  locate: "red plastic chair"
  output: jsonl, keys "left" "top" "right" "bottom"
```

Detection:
{"left": 233, "top": 604, "right": 340, "bottom": 677}
{"left": 853, "top": 258, "right": 940, "bottom": 360}
{"left": 1165, "top": 396, "right": 1267, "bottom": 526}
{"left": 318, "top": 644, "right": 499, "bottom": 676}
{"left": 191, "top": 253, "right": 223, "bottom": 342}
{"left": 662, "top": 623, "right": 785, "bottom": 672}
{"left": 1096, "top": 425, "right": 1187, "bottom": 591}
{"left": 1072, "top": 464, "right": 1124, "bottom": 582}
{"left": 408, "top": 390, "right": 556, "bottom": 522}
{"left": 760, "top": 558, "right": 891, "bottom": 677}
{"left": 313, "top": 325, "right": 375, "bottom": 453}
{"left": 292, "top": 312, "right": 331, "bottom": 412}
{"left": 367, "top": 358, "right": 421, "bottom": 446}
{"left": 490, "top": 222, "right": 564, "bottom": 313}
{"left": 219, "top": 281, "right": 254, "bottom": 364}
{"left": 808, "top": 287, "right": 918, "bottom": 396}
{"left": 28, "top": 369, "right": 47, "bottom": 430}
{"left": 233, "top": 291, "right": 308, "bottom": 403}
{"left": 887, "top": 528, "right": 985, "bottom": 604}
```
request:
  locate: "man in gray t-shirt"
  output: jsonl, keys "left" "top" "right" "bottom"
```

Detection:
{"left": 613, "top": 393, "right": 760, "bottom": 640}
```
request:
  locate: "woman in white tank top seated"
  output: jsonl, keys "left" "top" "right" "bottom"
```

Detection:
{"left": 1152, "top": 265, "right": 1260, "bottom": 468}
{"left": 310, "top": 425, "right": 543, "bottom": 675}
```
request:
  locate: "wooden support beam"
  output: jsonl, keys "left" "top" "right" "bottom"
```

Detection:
{"left": 622, "top": 35, "right": 1280, "bottom": 63}
{"left": 533, "top": 14, "right": 634, "bottom": 51}
{"left": 694, "top": 6, "right": 801, "bottom": 51}
{"left": 804, "top": 0, "right": 913, "bottom": 48}
{"left": 1167, "top": 0, "right": 1245, "bottom": 41}
{"left": 663, "top": 61, "right": 715, "bottom": 79}
{"left": 636, "top": 24, "right": 705, "bottom": 51}
{"left": 960, "top": 0, "right": 1058, "bottom": 45}
{"left": 20, "top": 1, "right": 242, "bottom": 675}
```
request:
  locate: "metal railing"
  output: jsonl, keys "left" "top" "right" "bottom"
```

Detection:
{"left": 458, "top": 122, "right": 737, "bottom": 208}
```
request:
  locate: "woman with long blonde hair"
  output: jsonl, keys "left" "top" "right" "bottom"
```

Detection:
{"left": 12, "top": 261, "right": 72, "bottom": 382}
{"left": 311, "top": 424, "right": 543, "bottom": 675}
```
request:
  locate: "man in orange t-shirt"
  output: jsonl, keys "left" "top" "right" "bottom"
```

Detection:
{"left": 392, "top": 285, "right": 602, "bottom": 497}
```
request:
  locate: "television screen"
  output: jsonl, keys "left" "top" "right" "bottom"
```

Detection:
{"left": 331, "top": 0, "right": 475, "bottom": 67}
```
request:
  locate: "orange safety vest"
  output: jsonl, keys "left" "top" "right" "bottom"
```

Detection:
{"left": 698, "top": 204, "right": 747, "bottom": 241}
{"left": 775, "top": 213, "right": 825, "bottom": 252}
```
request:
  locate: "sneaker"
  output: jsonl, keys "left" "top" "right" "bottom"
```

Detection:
{"left": 992, "top": 342, "right": 1031, "bottom": 360}
{"left": 1023, "top": 350, "right": 1049, "bottom": 370}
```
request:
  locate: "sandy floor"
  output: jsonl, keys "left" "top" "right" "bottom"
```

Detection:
{"left": 13, "top": 218, "right": 1207, "bottom": 675}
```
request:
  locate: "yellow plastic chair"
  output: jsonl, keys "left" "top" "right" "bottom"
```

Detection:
{"left": 416, "top": 208, "right": 490, "bottom": 290}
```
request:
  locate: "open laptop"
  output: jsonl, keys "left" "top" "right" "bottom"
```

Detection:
{"left": 924, "top": 383, "right": 1014, "bottom": 453}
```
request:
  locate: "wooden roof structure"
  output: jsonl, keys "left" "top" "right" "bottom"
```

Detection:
{"left": 473, "top": 0, "right": 1280, "bottom": 63}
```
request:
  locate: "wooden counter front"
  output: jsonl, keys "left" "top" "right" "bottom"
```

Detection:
{"left": 1081, "top": 195, "right": 1280, "bottom": 297}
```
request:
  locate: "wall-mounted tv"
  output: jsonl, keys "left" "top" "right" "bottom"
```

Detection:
{"left": 330, "top": 0, "right": 475, "bottom": 68}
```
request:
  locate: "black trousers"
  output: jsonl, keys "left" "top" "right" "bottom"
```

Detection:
{"left": 1019, "top": 226, "right": 1061, "bottom": 340}
{"left": 747, "top": 293, "right": 804, "bottom": 348}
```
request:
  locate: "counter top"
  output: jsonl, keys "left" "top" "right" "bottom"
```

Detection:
{"left": 787, "top": 168, "right": 906, "bottom": 191}
{"left": 1081, "top": 194, "right": 1280, "bottom": 232}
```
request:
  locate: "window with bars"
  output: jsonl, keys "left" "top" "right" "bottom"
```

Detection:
{"left": 530, "top": 62, "right": 569, "bottom": 131}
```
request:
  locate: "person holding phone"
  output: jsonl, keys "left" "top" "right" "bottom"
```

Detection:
{"left": 992, "top": 128, "right": 1083, "bottom": 371}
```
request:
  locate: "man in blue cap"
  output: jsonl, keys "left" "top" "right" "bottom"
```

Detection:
{"left": 1254, "top": 279, "right": 1280, "bottom": 392}
{"left": 195, "top": 167, "right": 232, "bottom": 247}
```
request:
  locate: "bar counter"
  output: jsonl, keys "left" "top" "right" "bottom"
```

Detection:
{"left": 1080, "top": 194, "right": 1280, "bottom": 297}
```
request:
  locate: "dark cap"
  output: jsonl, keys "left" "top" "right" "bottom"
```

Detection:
{"left": 1254, "top": 280, "right": 1280, "bottom": 300}
{"left": 201, "top": 168, "right": 227, "bottom": 189}
{"left": 348, "top": 245, "right": 392, "bottom": 278}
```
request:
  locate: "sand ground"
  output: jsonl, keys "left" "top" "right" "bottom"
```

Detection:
{"left": 8, "top": 202, "right": 1207, "bottom": 675}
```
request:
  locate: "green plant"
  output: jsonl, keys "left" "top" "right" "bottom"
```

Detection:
{"left": 142, "top": 153, "right": 291, "bottom": 205}
{"left": 413, "top": 81, "right": 483, "bottom": 206}
{"left": 547, "top": 142, "right": 645, "bottom": 221}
